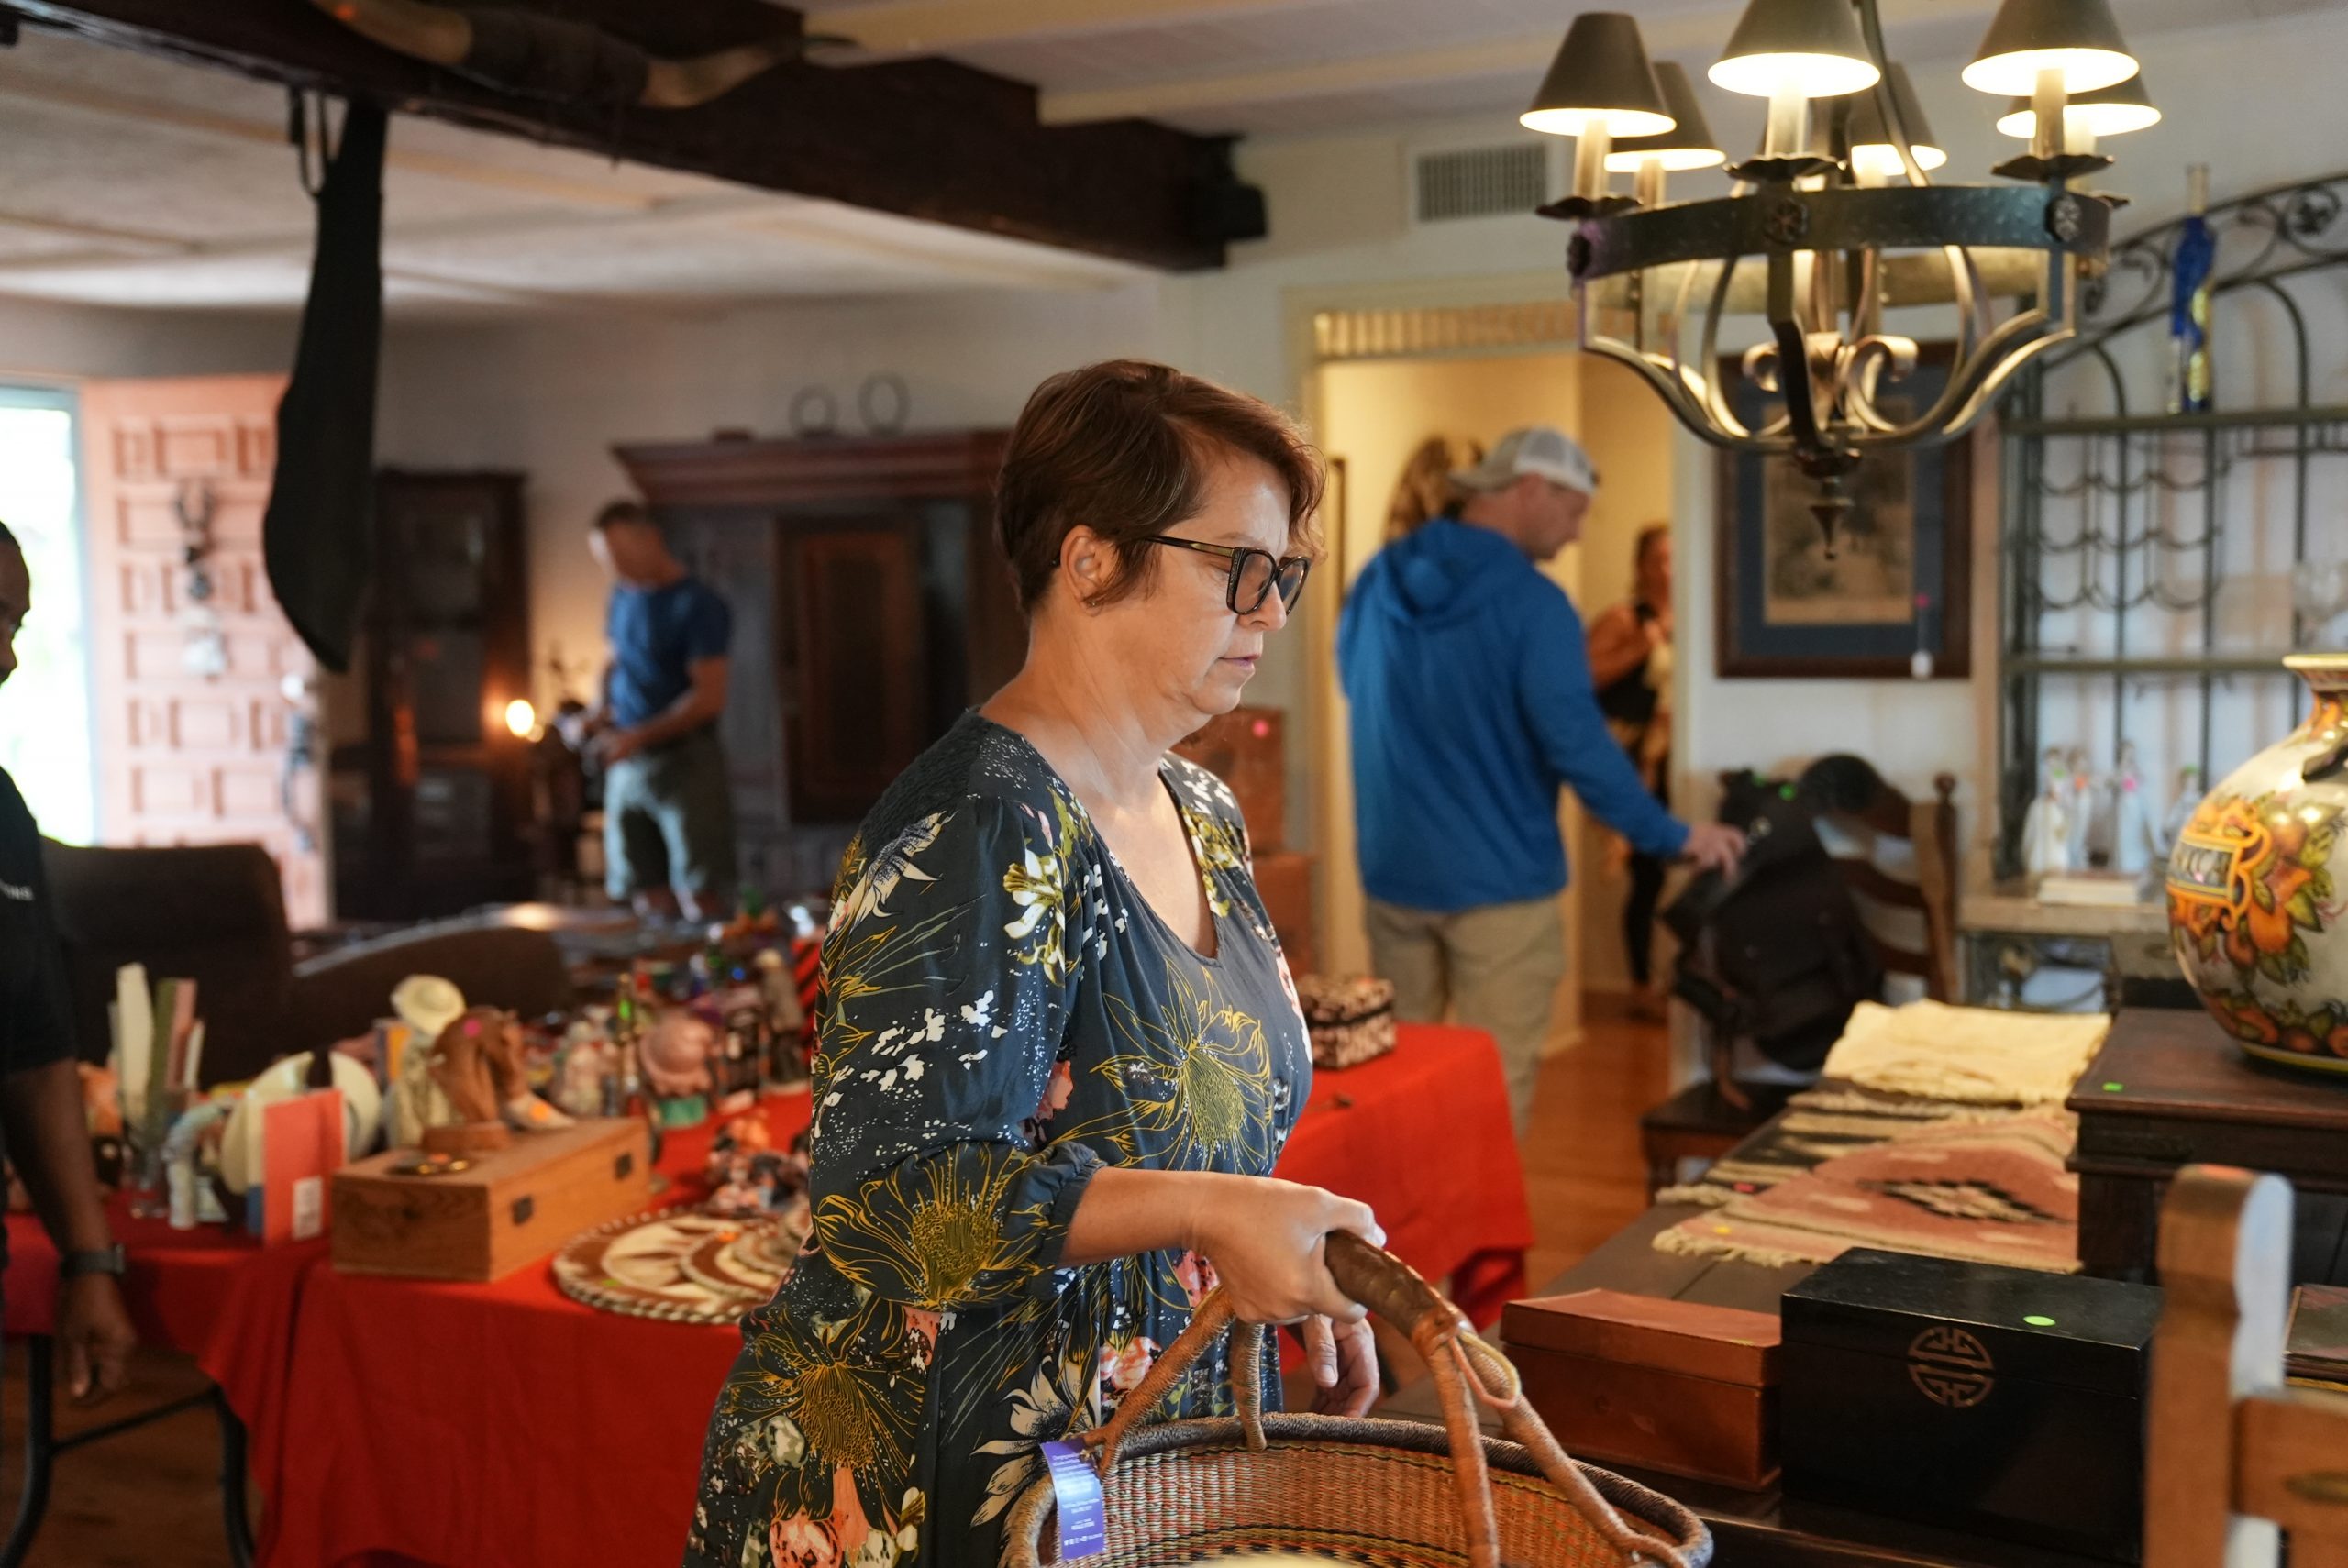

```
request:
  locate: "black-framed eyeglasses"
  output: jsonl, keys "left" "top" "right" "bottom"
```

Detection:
{"left": 1135, "top": 536, "right": 1312, "bottom": 614}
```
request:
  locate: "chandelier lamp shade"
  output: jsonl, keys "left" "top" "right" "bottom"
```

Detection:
{"left": 1523, "top": 0, "right": 2146, "bottom": 537}
{"left": 1847, "top": 65, "right": 1945, "bottom": 178}
{"left": 1995, "top": 74, "right": 2161, "bottom": 145}
{"left": 1604, "top": 63, "right": 1726, "bottom": 174}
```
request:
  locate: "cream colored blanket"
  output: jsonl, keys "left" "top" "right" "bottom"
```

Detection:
{"left": 1819, "top": 999, "right": 2110, "bottom": 1106}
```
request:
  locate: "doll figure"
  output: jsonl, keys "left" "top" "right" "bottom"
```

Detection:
{"left": 2066, "top": 745, "right": 2097, "bottom": 867}
{"left": 2108, "top": 741, "right": 2158, "bottom": 877}
{"left": 2021, "top": 745, "right": 2074, "bottom": 878}
{"left": 553, "top": 1023, "right": 611, "bottom": 1121}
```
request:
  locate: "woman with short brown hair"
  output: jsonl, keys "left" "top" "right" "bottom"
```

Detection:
{"left": 687, "top": 360, "right": 1382, "bottom": 1568}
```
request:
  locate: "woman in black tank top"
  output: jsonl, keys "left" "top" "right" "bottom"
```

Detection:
{"left": 1587, "top": 526, "right": 1674, "bottom": 999}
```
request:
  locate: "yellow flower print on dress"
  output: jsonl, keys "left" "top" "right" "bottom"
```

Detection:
{"left": 814, "top": 1143, "right": 1060, "bottom": 1309}
{"left": 722, "top": 1310, "right": 922, "bottom": 1496}
{"left": 1058, "top": 963, "right": 1278, "bottom": 1171}
{"left": 1178, "top": 803, "right": 1247, "bottom": 918}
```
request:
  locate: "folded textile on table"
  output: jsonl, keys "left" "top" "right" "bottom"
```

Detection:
{"left": 1655, "top": 1109, "right": 2079, "bottom": 1273}
{"left": 1820, "top": 999, "right": 2110, "bottom": 1106}
{"left": 1656, "top": 1079, "right": 2015, "bottom": 1209}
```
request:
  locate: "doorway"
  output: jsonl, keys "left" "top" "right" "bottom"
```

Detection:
{"left": 0, "top": 383, "right": 95, "bottom": 844}
{"left": 1311, "top": 349, "right": 1678, "bottom": 1049}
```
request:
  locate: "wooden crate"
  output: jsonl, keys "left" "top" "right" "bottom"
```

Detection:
{"left": 1252, "top": 850, "right": 1316, "bottom": 975}
{"left": 1503, "top": 1288, "right": 1781, "bottom": 1489}
{"left": 1172, "top": 706, "right": 1286, "bottom": 853}
{"left": 332, "top": 1118, "right": 652, "bottom": 1282}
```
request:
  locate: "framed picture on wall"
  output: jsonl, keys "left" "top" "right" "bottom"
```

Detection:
{"left": 1713, "top": 346, "right": 1972, "bottom": 679}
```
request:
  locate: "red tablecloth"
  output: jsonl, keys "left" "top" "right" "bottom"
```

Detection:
{"left": 15, "top": 1023, "right": 1529, "bottom": 1568}
{"left": 1286, "top": 1023, "right": 1532, "bottom": 1325}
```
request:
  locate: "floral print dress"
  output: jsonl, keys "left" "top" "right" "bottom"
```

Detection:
{"left": 686, "top": 713, "right": 1312, "bottom": 1568}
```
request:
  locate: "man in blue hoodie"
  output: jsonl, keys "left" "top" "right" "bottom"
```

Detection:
{"left": 1338, "top": 426, "right": 1744, "bottom": 1133}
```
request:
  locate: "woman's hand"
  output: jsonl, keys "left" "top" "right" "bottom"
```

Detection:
{"left": 1302, "top": 1314, "right": 1380, "bottom": 1416}
{"left": 1189, "top": 1176, "right": 1383, "bottom": 1325}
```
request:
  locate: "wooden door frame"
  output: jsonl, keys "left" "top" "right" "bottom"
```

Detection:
{"left": 1281, "top": 271, "right": 1610, "bottom": 1048}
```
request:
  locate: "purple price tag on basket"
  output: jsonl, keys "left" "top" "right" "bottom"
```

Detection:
{"left": 1040, "top": 1440, "right": 1106, "bottom": 1558}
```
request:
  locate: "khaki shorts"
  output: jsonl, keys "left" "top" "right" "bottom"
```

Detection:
{"left": 1364, "top": 894, "right": 1567, "bottom": 1135}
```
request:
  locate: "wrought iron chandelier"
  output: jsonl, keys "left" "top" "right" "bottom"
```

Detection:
{"left": 1526, "top": 0, "right": 2157, "bottom": 541}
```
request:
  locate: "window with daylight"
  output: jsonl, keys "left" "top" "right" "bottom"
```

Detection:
{"left": 0, "top": 385, "right": 94, "bottom": 844}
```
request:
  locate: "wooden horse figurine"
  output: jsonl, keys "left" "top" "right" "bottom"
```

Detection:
{"left": 420, "top": 1006, "right": 572, "bottom": 1157}
{"left": 2147, "top": 1165, "right": 2348, "bottom": 1567}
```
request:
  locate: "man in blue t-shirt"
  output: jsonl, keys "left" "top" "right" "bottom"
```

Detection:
{"left": 581, "top": 500, "right": 736, "bottom": 921}
{"left": 1338, "top": 427, "right": 1744, "bottom": 1134}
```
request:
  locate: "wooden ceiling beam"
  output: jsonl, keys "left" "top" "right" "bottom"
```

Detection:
{"left": 7, "top": 0, "right": 1239, "bottom": 271}
{"left": 816, "top": 0, "right": 1348, "bottom": 57}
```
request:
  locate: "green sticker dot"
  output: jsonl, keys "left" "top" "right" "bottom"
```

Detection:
{"left": 2023, "top": 1315, "right": 2057, "bottom": 1327}
{"left": 2102, "top": 1082, "right": 2125, "bottom": 1092}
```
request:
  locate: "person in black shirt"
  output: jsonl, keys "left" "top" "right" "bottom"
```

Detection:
{"left": 0, "top": 520, "right": 136, "bottom": 1402}
{"left": 1589, "top": 523, "right": 1676, "bottom": 1016}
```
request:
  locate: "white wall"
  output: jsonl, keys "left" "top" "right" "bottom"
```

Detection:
{"left": 376, "top": 283, "right": 1174, "bottom": 717}
{"left": 0, "top": 296, "right": 294, "bottom": 383}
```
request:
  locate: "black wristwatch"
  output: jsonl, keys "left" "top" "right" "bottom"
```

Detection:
{"left": 59, "top": 1244, "right": 127, "bottom": 1281}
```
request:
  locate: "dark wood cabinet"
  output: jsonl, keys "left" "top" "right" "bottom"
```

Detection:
{"left": 331, "top": 469, "right": 536, "bottom": 921}
{"left": 613, "top": 432, "right": 1024, "bottom": 898}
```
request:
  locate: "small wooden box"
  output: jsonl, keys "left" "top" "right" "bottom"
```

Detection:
{"left": 332, "top": 1118, "right": 653, "bottom": 1282}
{"left": 1502, "top": 1288, "right": 1781, "bottom": 1489}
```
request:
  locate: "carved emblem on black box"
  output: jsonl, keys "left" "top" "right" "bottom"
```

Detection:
{"left": 1908, "top": 1326, "right": 1995, "bottom": 1408}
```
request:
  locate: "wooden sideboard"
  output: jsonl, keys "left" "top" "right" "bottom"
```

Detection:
{"left": 2068, "top": 1008, "right": 2348, "bottom": 1284}
{"left": 613, "top": 431, "right": 1025, "bottom": 898}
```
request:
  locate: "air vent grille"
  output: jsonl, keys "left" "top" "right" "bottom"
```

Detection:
{"left": 1412, "top": 144, "right": 1548, "bottom": 224}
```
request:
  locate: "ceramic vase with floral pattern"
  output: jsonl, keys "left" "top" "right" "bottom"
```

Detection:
{"left": 2167, "top": 655, "right": 2348, "bottom": 1073}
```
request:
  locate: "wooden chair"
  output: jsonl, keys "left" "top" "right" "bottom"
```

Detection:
{"left": 1636, "top": 757, "right": 1961, "bottom": 1198}
{"left": 2148, "top": 1165, "right": 2348, "bottom": 1567}
{"left": 1800, "top": 755, "right": 1961, "bottom": 1005}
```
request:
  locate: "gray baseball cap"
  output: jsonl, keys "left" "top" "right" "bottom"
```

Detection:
{"left": 1449, "top": 425, "right": 1600, "bottom": 496}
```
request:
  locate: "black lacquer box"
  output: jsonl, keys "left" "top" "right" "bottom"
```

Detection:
{"left": 1780, "top": 1248, "right": 2163, "bottom": 1562}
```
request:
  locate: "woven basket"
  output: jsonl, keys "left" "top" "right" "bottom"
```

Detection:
{"left": 1002, "top": 1236, "right": 1711, "bottom": 1568}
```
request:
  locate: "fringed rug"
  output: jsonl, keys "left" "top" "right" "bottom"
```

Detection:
{"left": 1655, "top": 1109, "right": 2080, "bottom": 1274}
{"left": 1656, "top": 1079, "right": 2017, "bottom": 1210}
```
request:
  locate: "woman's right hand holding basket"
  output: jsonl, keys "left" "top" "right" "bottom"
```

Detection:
{"left": 1185, "top": 1174, "right": 1384, "bottom": 1325}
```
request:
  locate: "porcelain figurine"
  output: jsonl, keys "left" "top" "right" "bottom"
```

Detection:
{"left": 2109, "top": 742, "right": 2157, "bottom": 876}
{"left": 2066, "top": 745, "right": 2097, "bottom": 867}
{"left": 2021, "top": 746, "right": 2075, "bottom": 878}
{"left": 2167, "top": 655, "right": 2348, "bottom": 1072}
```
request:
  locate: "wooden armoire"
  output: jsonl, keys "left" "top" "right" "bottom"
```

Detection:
{"left": 329, "top": 469, "right": 536, "bottom": 920}
{"left": 612, "top": 432, "right": 1027, "bottom": 899}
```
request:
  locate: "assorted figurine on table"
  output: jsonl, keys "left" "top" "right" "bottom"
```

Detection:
{"left": 704, "top": 1113, "right": 810, "bottom": 1220}
{"left": 2019, "top": 740, "right": 2209, "bottom": 886}
{"left": 31, "top": 903, "right": 824, "bottom": 1264}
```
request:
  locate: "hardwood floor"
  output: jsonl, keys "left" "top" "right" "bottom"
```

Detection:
{"left": 0, "top": 998, "right": 1670, "bottom": 1567}
{"left": 1522, "top": 991, "right": 1675, "bottom": 1292}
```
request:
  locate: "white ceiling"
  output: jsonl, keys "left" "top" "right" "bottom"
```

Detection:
{"left": 0, "top": 26, "right": 1145, "bottom": 319}
{"left": 0, "top": 0, "right": 2306, "bottom": 316}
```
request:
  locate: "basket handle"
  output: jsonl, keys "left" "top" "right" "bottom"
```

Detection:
{"left": 1080, "top": 1233, "right": 1692, "bottom": 1568}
